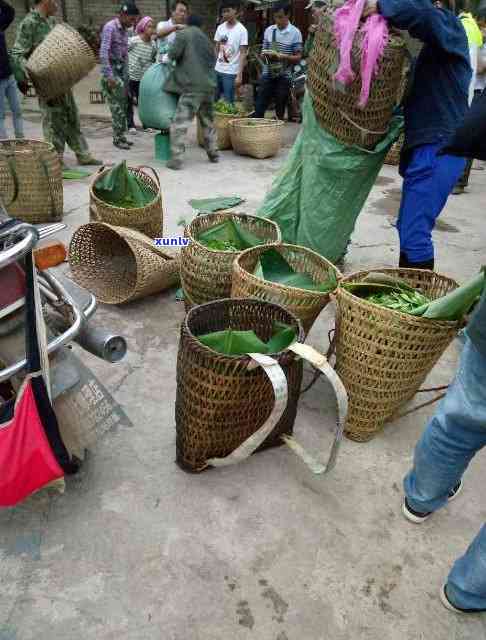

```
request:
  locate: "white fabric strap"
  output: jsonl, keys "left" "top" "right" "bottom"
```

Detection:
{"left": 206, "top": 353, "right": 288, "bottom": 468}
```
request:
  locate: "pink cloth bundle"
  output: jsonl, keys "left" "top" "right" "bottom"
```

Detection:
{"left": 334, "top": 0, "right": 389, "bottom": 107}
{"left": 136, "top": 16, "right": 153, "bottom": 35}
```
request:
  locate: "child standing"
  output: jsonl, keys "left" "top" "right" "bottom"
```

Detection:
{"left": 127, "top": 17, "right": 156, "bottom": 133}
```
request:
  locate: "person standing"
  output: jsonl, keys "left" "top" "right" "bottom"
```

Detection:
{"left": 11, "top": 0, "right": 100, "bottom": 167}
{"left": 363, "top": 0, "right": 471, "bottom": 271}
{"left": 401, "top": 282, "right": 486, "bottom": 614}
{"left": 214, "top": 0, "right": 248, "bottom": 104}
{"left": 127, "top": 16, "right": 156, "bottom": 133}
{"left": 157, "top": 1, "right": 188, "bottom": 63}
{"left": 100, "top": 3, "right": 140, "bottom": 150}
{"left": 165, "top": 14, "right": 218, "bottom": 170}
{"left": 254, "top": 2, "right": 303, "bottom": 120}
{"left": 0, "top": 0, "right": 24, "bottom": 140}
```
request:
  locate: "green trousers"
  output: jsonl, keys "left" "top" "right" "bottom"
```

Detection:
{"left": 101, "top": 60, "right": 129, "bottom": 144}
{"left": 39, "top": 90, "right": 90, "bottom": 161}
{"left": 170, "top": 92, "right": 217, "bottom": 162}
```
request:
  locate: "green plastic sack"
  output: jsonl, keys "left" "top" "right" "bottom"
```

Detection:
{"left": 198, "top": 322, "right": 297, "bottom": 356}
{"left": 198, "top": 219, "right": 266, "bottom": 252}
{"left": 138, "top": 63, "right": 178, "bottom": 131}
{"left": 93, "top": 161, "right": 154, "bottom": 208}
{"left": 257, "top": 93, "right": 403, "bottom": 263}
{"left": 255, "top": 248, "right": 338, "bottom": 292}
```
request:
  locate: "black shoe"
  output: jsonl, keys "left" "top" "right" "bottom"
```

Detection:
{"left": 402, "top": 481, "right": 463, "bottom": 524}
{"left": 114, "top": 140, "right": 130, "bottom": 150}
{"left": 207, "top": 153, "right": 220, "bottom": 164}
{"left": 121, "top": 137, "right": 134, "bottom": 147}
{"left": 440, "top": 585, "right": 486, "bottom": 614}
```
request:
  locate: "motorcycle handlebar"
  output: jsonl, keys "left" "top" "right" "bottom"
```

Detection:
{"left": 0, "top": 223, "right": 40, "bottom": 270}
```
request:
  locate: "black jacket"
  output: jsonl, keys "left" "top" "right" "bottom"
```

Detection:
{"left": 0, "top": 0, "right": 14, "bottom": 80}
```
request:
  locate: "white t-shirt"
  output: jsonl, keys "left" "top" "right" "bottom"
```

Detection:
{"left": 214, "top": 21, "right": 248, "bottom": 76}
{"left": 157, "top": 19, "right": 177, "bottom": 63}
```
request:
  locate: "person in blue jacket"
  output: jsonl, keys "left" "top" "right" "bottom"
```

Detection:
{"left": 364, "top": 0, "right": 471, "bottom": 270}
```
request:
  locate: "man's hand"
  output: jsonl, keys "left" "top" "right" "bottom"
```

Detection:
{"left": 362, "top": 0, "right": 379, "bottom": 18}
{"left": 175, "top": 24, "right": 186, "bottom": 31}
{"left": 308, "top": 24, "right": 317, "bottom": 34}
{"left": 235, "top": 73, "right": 243, "bottom": 89}
{"left": 17, "top": 81, "right": 29, "bottom": 96}
{"left": 107, "top": 77, "right": 118, "bottom": 90}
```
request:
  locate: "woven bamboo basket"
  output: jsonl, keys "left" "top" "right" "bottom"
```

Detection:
{"left": 307, "top": 12, "right": 405, "bottom": 149}
{"left": 197, "top": 112, "right": 249, "bottom": 150}
{"left": 26, "top": 24, "right": 96, "bottom": 101}
{"left": 90, "top": 165, "right": 163, "bottom": 239}
{"left": 229, "top": 118, "right": 284, "bottom": 159}
{"left": 181, "top": 212, "right": 281, "bottom": 309}
{"left": 0, "top": 139, "right": 63, "bottom": 223}
{"left": 335, "top": 269, "right": 461, "bottom": 442}
{"left": 69, "top": 223, "right": 180, "bottom": 305}
{"left": 232, "top": 244, "right": 341, "bottom": 336}
{"left": 176, "top": 298, "right": 305, "bottom": 472}
{"left": 384, "top": 133, "right": 404, "bottom": 166}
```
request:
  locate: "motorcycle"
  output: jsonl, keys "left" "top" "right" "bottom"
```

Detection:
{"left": 0, "top": 214, "right": 129, "bottom": 465}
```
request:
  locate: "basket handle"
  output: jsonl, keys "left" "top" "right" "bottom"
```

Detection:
{"left": 39, "top": 157, "right": 59, "bottom": 221}
{"left": 282, "top": 343, "right": 348, "bottom": 475}
{"left": 3, "top": 155, "right": 20, "bottom": 207}
{"left": 136, "top": 165, "right": 161, "bottom": 189}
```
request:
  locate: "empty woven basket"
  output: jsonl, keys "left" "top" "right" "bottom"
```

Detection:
{"left": 90, "top": 165, "right": 163, "bottom": 239}
{"left": 181, "top": 212, "right": 281, "bottom": 309}
{"left": 0, "top": 139, "right": 63, "bottom": 223}
{"left": 335, "top": 269, "right": 461, "bottom": 442}
{"left": 307, "top": 12, "right": 405, "bottom": 149}
{"left": 176, "top": 298, "right": 305, "bottom": 472}
{"left": 230, "top": 118, "right": 284, "bottom": 159}
{"left": 232, "top": 244, "right": 341, "bottom": 336}
{"left": 26, "top": 24, "right": 96, "bottom": 101}
{"left": 69, "top": 223, "right": 180, "bottom": 304}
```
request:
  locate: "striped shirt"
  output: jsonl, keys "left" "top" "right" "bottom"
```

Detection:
{"left": 262, "top": 23, "right": 303, "bottom": 78}
{"left": 128, "top": 36, "right": 156, "bottom": 80}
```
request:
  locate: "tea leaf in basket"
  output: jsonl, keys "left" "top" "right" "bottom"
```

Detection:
{"left": 94, "top": 161, "right": 154, "bottom": 208}
{"left": 255, "top": 248, "right": 338, "bottom": 292}
{"left": 198, "top": 322, "right": 297, "bottom": 356}
{"left": 198, "top": 220, "right": 264, "bottom": 252}
{"left": 410, "top": 271, "right": 485, "bottom": 320}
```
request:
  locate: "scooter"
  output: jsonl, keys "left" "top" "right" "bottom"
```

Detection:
{"left": 0, "top": 215, "right": 129, "bottom": 462}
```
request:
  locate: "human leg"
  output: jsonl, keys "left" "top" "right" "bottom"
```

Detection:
{"left": 61, "top": 91, "right": 97, "bottom": 164}
{"left": 197, "top": 97, "right": 218, "bottom": 161}
{"left": 254, "top": 76, "right": 275, "bottom": 118}
{"left": 168, "top": 93, "right": 200, "bottom": 168}
{"left": 101, "top": 77, "right": 129, "bottom": 147}
{"left": 404, "top": 338, "right": 486, "bottom": 515}
{"left": 445, "top": 524, "right": 486, "bottom": 611}
{"left": 218, "top": 72, "right": 236, "bottom": 104}
{"left": 0, "top": 78, "right": 8, "bottom": 139}
{"left": 39, "top": 97, "right": 67, "bottom": 161}
{"left": 274, "top": 75, "right": 291, "bottom": 120}
{"left": 397, "top": 144, "right": 466, "bottom": 267}
{"left": 5, "top": 76, "right": 24, "bottom": 139}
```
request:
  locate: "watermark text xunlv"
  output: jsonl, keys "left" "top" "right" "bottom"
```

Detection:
{"left": 154, "top": 237, "right": 191, "bottom": 247}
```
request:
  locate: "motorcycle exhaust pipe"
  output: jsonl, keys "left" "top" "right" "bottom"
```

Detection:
{"left": 74, "top": 326, "right": 127, "bottom": 363}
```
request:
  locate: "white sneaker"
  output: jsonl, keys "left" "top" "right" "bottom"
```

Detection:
{"left": 129, "top": 127, "right": 137, "bottom": 135}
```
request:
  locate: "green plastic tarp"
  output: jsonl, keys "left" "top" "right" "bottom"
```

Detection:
{"left": 257, "top": 93, "right": 403, "bottom": 263}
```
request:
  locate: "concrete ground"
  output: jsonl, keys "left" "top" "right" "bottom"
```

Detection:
{"left": 1, "top": 98, "right": 485, "bottom": 640}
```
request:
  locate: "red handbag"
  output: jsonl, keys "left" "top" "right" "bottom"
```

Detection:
{"left": 0, "top": 243, "right": 78, "bottom": 507}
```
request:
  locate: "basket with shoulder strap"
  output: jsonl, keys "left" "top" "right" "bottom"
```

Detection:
{"left": 69, "top": 222, "right": 180, "bottom": 304}
{"left": 307, "top": 11, "right": 405, "bottom": 149}
{"left": 335, "top": 268, "right": 461, "bottom": 442}
{"left": 90, "top": 165, "right": 163, "bottom": 239}
{"left": 0, "top": 139, "right": 63, "bottom": 223}
{"left": 181, "top": 212, "right": 281, "bottom": 310}
{"left": 26, "top": 23, "right": 96, "bottom": 101}
{"left": 232, "top": 243, "right": 341, "bottom": 336}
{"left": 176, "top": 298, "right": 348, "bottom": 474}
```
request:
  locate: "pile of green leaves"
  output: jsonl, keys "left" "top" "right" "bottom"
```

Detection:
{"left": 253, "top": 248, "right": 338, "bottom": 293}
{"left": 93, "top": 161, "right": 155, "bottom": 209}
{"left": 344, "top": 271, "right": 485, "bottom": 321}
{"left": 198, "top": 321, "right": 297, "bottom": 356}
{"left": 198, "top": 219, "right": 265, "bottom": 252}
{"left": 214, "top": 100, "right": 246, "bottom": 116}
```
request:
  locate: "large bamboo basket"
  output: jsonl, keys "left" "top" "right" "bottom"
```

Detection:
{"left": 181, "top": 212, "right": 281, "bottom": 309}
{"left": 232, "top": 244, "right": 341, "bottom": 336}
{"left": 90, "top": 165, "right": 163, "bottom": 239}
{"left": 229, "top": 118, "right": 284, "bottom": 159}
{"left": 197, "top": 112, "right": 249, "bottom": 150}
{"left": 69, "top": 223, "right": 180, "bottom": 305}
{"left": 175, "top": 298, "right": 305, "bottom": 472}
{"left": 0, "top": 139, "right": 63, "bottom": 223}
{"left": 307, "top": 12, "right": 405, "bottom": 149}
{"left": 26, "top": 24, "right": 96, "bottom": 101}
{"left": 335, "top": 269, "right": 461, "bottom": 442}
{"left": 385, "top": 133, "right": 404, "bottom": 166}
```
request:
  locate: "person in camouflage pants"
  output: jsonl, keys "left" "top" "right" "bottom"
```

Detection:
{"left": 11, "top": 0, "right": 101, "bottom": 167}
{"left": 165, "top": 15, "right": 219, "bottom": 169}
{"left": 99, "top": 4, "right": 139, "bottom": 150}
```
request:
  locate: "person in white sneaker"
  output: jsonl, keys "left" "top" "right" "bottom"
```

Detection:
{"left": 214, "top": 0, "right": 248, "bottom": 104}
